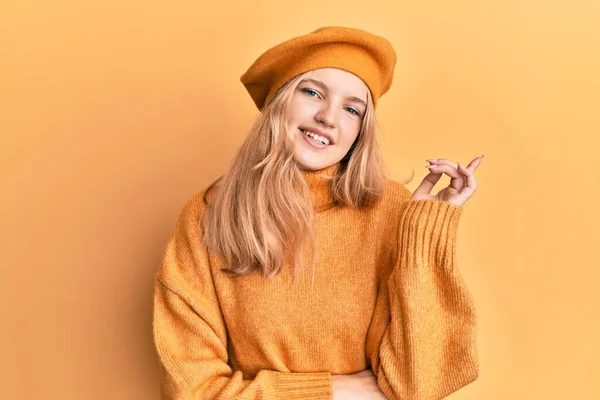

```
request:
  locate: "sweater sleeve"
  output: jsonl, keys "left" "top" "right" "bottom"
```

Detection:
{"left": 367, "top": 198, "right": 479, "bottom": 400}
{"left": 152, "top": 198, "right": 332, "bottom": 400}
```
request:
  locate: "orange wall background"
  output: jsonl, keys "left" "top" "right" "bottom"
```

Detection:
{"left": 2, "top": 1, "right": 599, "bottom": 399}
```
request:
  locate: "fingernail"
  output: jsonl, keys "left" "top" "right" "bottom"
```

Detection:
{"left": 426, "top": 159, "right": 438, "bottom": 162}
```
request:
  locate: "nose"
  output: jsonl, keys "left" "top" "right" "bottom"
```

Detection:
{"left": 315, "top": 101, "right": 337, "bottom": 128}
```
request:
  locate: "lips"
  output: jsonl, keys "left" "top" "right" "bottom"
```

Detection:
{"left": 299, "top": 128, "right": 330, "bottom": 149}
{"left": 299, "top": 127, "right": 334, "bottom": 145}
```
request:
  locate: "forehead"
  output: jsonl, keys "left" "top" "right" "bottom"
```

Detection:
{"left": 304, "top": 68, "right": 368, "bottom": 99}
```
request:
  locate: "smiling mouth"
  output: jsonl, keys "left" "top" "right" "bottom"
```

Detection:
{"left": 299, "top": 128, "right": 332, "bottom": 146}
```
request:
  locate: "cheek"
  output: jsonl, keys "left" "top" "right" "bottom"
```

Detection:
{"left": 288, "top": 95, "right": 314, "bottom": 117}
{"left": 285, "top": 99, "right": 303, "bottom": 131}
{"left": 338, "top": 121, "right": 361, "bottom": 148}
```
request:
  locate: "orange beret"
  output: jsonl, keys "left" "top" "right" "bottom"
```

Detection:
{"left": 240, "top": 26, "right": 397, "bottom": 111}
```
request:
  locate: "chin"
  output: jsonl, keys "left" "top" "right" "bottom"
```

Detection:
{"left": 293, "top": 155, "right": 336, "bottom": 171}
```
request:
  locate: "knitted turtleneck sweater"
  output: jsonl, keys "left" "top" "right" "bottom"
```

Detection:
{"left": 153, "top": 163, "right": 479, "bottom": 399}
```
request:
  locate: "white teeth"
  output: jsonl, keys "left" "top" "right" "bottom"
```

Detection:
{"left": 301, "top": 129, "right": 330, "bottom": 145}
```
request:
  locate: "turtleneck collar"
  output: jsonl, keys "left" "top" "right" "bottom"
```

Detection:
{"left": 301, "top": 162, "right": 340, "bottom": 212}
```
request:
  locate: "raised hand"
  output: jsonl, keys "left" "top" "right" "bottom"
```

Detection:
{"left": 410, "top": 155, "right": 484, "bottom": 207}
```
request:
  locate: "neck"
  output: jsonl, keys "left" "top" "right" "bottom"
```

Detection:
{"left": 301, "top": 163, "right": 340, "bottom": 212}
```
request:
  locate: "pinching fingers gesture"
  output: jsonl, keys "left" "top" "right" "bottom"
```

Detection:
{"left": 410, "top": 155, "right": 484, "bottom": 207}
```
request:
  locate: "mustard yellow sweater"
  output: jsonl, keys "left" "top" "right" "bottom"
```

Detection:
{"left": 153, "top": 164, "right": 479, "bottom": 399}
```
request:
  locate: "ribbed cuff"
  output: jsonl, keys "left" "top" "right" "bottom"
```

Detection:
{"left": 438, "top": 357, "right": 479, "bottom": 398}
{"left": 271, "top": 371, "right": 332, "bottom": 399}
{"left": 397, "top": 199, "right": 463, "bottom": 271}
{"left": 378, "top": 330, "right": 479, "bottom": 398}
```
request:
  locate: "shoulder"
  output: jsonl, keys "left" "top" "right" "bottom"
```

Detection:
{"left": 381, "top": 177, "right": 413, "bottom": 205}
{"left": 176, "top": 178, "right": 221, "bottom": 224}
{"left": 156, "top": 191, "right": 220, "bottom": 304}
{"left": 360, "top": 178, "right": 412, "bottom": 217}
{"left": 166, "top": 185, "right": 215, "bottom": 243}
{"left": 178, "top": 190, "right": 208, "bottom": 222}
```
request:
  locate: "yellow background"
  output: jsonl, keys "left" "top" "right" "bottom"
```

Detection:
{"left": 2, "top": 0, "right": 598, "bottom": 398}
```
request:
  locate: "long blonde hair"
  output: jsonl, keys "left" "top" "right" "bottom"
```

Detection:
{"left": 203, "top": 70, "right": 390, "bottom": 283}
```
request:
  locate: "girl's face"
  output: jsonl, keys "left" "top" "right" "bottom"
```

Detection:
{"left": 285, "top": 68, "right": 368, "bottom": 171}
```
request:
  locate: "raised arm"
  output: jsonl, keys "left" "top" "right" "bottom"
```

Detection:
{"left": 367, "top": 197, "right": 479, "bottom": 399}
{"left": 153, "top": 197, "right": 332, "bottom": 399}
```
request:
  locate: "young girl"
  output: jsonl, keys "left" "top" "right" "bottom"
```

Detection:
{"left": 153, "top": 26, "right": 483, "bottom": 399}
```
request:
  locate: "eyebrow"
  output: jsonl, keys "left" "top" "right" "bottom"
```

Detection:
{"left": 300, "top": 78, "right": 367, "bottom": 108}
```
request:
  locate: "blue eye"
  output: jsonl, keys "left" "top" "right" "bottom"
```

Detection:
{"left": 301, "top": 88, "right": 319, "bottom": 97}
{"left": 300, "top": 88, "right": 361, "bottom": 116}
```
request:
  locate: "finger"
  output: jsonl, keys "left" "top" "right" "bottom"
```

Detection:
{"left": 430, "top": 157, "right": 483, "bottom": 172}
{"left": 414, "top": 169, "right": 443, "bottom": 196}
{"left": 426, "top": 163, "right": 444, "bottom": 175}
{"left": 431, "top": 163, "right": 466, "bottom": 191}
{"left": 427, "top": 159, "right": 460, "bottom": 177}
{"left": 466, "top": 156, "right": 484, "bottom": 172}
{"left": 457, "top": 163, "right": 477, "bottom": 193}
{"left": 426, "top": 160, "right": 457, "bottom": 174}
{"left": 427, "top": 163, "right": 463, "bottom": 179}
{"left": 427, "top": 158, "right": 457, "bottom": 168}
